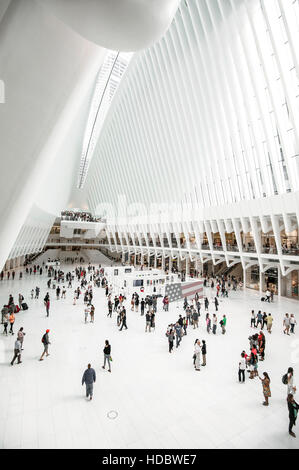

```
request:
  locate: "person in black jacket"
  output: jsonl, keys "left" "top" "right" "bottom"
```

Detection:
{"left": 287, "top": 393, "right": 299, "bottom": 437}
{"left": 201, "top": 340, "right": 207, "bottom": 366}
{"left": 119, "top": 308, "right": 128, "bottom": 331}
{"left": 102, "top": 340, "right": 111, "bottom": 372}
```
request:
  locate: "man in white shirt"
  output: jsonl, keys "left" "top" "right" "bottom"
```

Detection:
{"left": 238, "top": 352, "right": 246, "bottom": 383}
{"left": 283, "top": 313, "right": 291, "bottom": 335}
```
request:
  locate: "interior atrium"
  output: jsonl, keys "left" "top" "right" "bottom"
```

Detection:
{"left": 0, "top": 0, "right": 299, "bottom": 451}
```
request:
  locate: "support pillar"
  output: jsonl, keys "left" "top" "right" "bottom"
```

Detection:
{"left": 162, "top": 254, "right": 165, "bottom": 272}
{"left": 154, "top": 254, "right": 157, "bottom": 269}
{"left": 277, "top": 265, "right": 281, "bottom": 297}
{"left": 186, "top": 257, "right": 190, "bottom": 277}
{"left": 243, "top": 266, "right": 246, "bottom": 289}
{"left": 169, "top": 257, "right": 173, "bottom": 272}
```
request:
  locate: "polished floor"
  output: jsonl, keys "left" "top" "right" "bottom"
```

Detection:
{"left": 0, "top": 261, "right": 298, "bottom": 449}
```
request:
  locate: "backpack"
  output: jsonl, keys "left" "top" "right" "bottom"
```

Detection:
{"left": 41, "top": 334, "right": 46, "bottom": 344}
{"left": 282, "top": 373, "right": 288, "bottom": 385}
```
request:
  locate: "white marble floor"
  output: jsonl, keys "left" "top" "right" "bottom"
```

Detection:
{"left": 0, "top": 263, "right": 298, "bottom": 449}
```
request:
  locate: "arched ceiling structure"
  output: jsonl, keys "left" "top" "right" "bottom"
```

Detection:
{"left": 0, "top": 0, "right": 179, "bottom": 271}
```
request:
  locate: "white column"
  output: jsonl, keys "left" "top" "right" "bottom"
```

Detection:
{"left": 154, "top": 254, "right": 157, "bottom": 268}
{"left": 277, "top": 265, "right": 281, "bottom": 297}
{"left": 162, "top": 254, "right": 165, "bottom": 272}
{"left": 243, "top": 266, "right": 246, "bottom": 288}
{"left": 169, "top": 257, "right": 173, "bottom": 272}
{"left": 186, "top": 257, "right": 190, "bottom": 276}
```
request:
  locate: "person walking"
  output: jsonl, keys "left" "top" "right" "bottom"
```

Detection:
{"left": 258, "top": 372, "right": 271, "bottom": 406}
{"left": 206, "top": 314, "right": 211, "bottom": 334}
{"left": 84, "top": 305, "right": 90, "bottom": 323}
{"left": 90, "top": 304, "right": 95, "bottom": 323}
{"left": 102, "top": 340, "right": 111, "bottom": 372}
{"left": 238, "top": 352, "right": 246, "bottom": 383}
{"left": 39, "top": 329, "right": 51, "bottom": 361}
{"left": 194, "top": 339, "right": 201, "bottom": 371}
{"left": 256, "top": 310, "right": 263, "bottom": 329}
{"left": 151, "top": 311, "right": 155, "bottom": 332}
{"left": 286, "top": 367, "right": 296, "bottom": 396}
{"left": 266, "top": 313, "right": 273, "bottom": 333}
{"left": 9, "top": 312, "right": 15, "bottom": 335}
{"left": 17, "top": 327, "right": 26, "bottom": 350}
{"left": 212, "top": 314, "right": 217, "bottom": 334}
{"left": 220, "top": 315, "right": 226, "bottom": 334}
{"left": 287, "top": 394, "right": 299, "bottom": 438}
{"left": 201, "top": 340, "right": 207, "bottom": 366}
{"left": 168, "top": 327, "right": 174, "bottom": 353}
{"left": 250, "top": 310, "right": 256, "bottom": 328}
{"left": 119, "top": 309, "right": 128, "bottom": 331}
{"left": 18, "top": 293, "right": 24, "bottom": 308}
{"left": 82, "top": 364, "right": 96, "bottom": 400}
{"left": 145, "top": 312, "right": 151, "bottom": 332}
{"left": 44, "top": 293, "right": 50, "bottom": 317}
{"left": 11, "top": 338, "right": 22, "bottom": 365}
{"left": 283, "top": 313, "right": 291, "bottom": 335}
{"left": 175, "top": 322, "right": 182, "bottom": 348}
{"left": 290, "top": 314, "right": 297, "bottom": 334}
{"left": 192, "top": 310, "right": 199, "bottom": 329}
{"left": 2, "top": 310, "right": 8, "bottom": 336}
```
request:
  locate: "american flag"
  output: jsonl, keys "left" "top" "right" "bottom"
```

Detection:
{"left": 165, "top": 280, "right": 203, "bottom": 303}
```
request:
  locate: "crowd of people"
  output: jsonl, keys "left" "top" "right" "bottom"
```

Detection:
{"left": 61, "top": 210, "right": 101, "bottom": 223}
{"left": 0, "top": 259, "right": 298, "bottom": 441}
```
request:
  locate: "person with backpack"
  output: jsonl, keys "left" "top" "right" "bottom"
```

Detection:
{"left": 82, "top": 364, "right": 96, "bottom": 400}
{"left": 258, "top": 372, "right": 271, "bottom": 406}
{"left": 256, "top": 310, "right": 263, "bottom": 329}
{"left": 287, "top": 393, "right": 299, "bottom": 438}
{"left": 39, "top": 329, "right": 51, "bottom": 361}
{"left": 249, "top": 349, "right": 258, "bottom": 379}
{"left": 283, "top": 367, "right": 297, "bottom": 396}
{"left": 192, "top": 309, "right": 199, "bottom": 329}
